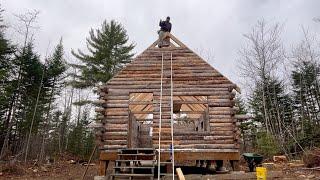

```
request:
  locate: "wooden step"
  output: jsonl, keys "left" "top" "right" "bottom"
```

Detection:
{"left": 119, "top": 149, "right": 155, "bottom": 154}
{"left": 114, "top": 166, "right": 154, "bottom": 169}
{"left": 115, "top": 160, "right": 156, "bottom": 162}
{"left": 118, "top": 154, "right": 155, "bottom": 156}
{"left": 110, "top": 173, "right": 154, "bottom": 177}
{"left": 159, "top": 161, "right": 173, "bottom": 164}
{"left": 118, "top": 154, "right": 155, "bottom": 160}
{"left": 160, "top": 173, "right": 178, "bottom": 177}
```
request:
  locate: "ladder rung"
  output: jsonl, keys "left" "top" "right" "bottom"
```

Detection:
{"left": 157, "top": 52, "right": 175, "bottom": 178}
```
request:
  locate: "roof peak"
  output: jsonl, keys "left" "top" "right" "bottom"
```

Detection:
{"left": 148, "top": 33, "right": 187, "bottom": 49}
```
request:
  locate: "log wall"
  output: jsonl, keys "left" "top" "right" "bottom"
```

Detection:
{"left": 95, "top": 46, "right": 243, "bottom": 152}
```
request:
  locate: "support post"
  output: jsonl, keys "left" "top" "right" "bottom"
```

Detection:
{"left": 99, "top": 160, "right": 109, "bottom": 176}
{"left": 230, "top": 160, "right": 240, "bottom": 171}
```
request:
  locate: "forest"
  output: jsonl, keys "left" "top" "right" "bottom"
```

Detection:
{"left": 0, "top": 2, "right": 319, "bottom": 174}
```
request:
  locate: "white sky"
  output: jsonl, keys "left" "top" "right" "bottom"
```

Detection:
{"left": 2, "top": 0, "right": 320, "bottom": 89}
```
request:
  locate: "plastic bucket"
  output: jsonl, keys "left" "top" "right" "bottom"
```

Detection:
{"left": 256, "top": 167, "right": 267, "bottom": 180}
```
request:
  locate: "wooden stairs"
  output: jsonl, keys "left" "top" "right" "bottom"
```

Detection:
{"left": 110, "top": 148, "right": 156, "bottom": 180}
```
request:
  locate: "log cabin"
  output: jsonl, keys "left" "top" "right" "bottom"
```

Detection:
{"left": 95, "top": 33, "right": 245, "bottom": 177}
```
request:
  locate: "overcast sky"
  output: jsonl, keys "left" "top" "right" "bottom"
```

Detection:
{"left": 2, "top": 0, "right": 320, "bottom": 88}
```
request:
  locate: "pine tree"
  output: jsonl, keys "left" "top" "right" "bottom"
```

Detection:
{"left": 39, "top": 39, "right": 67, "bottom": 160}
{"left": 17, "top": 43, "right": 44, "bottom": 135}
{"left": 45, "top": 39, "right": 67, "bottom": 97}
{"left": 292, "top": 60, "right": 320, "bottom": 148}
{"left": 71, "top": 20, "right": 135, "bottom": 88}
{"left": 0, "top": 6, "right": 15, "bottom": 154}
{"left": 67, "top": 108, "right": 94, "bottom": 158}
{"left": 248, "top": 77, "right": 293, "bottom": 156}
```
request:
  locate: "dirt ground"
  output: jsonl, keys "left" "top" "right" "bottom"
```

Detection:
{"left": 1, "top": 160, "right": 319, "bottom": 180}
{"left": 0, "top": 161, "right": 98, "bottom": 180}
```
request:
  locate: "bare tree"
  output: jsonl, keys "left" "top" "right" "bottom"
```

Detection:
{"left": 238, "top": 20, "right": 285, "bottom": 134}
{"left": 13, "top": 9, "right": 40, "bottom": 48}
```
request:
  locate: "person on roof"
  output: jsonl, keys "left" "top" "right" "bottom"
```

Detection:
{"left": 158, "top": 16, "right": 172, "bottom": 48}
{"left": 159, "top": 16, "right": 172, "bottom": 32}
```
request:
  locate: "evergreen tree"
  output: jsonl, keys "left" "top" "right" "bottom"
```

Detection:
{"left": 67, "top": 108, "right": 94, "bottom": 158}
{"left": 292, "top": 60, "right": 320, "bottom": 148}
{"left": 248, "top": 77, "right": 293, "bottom": 156}
{"left": 40, "top": 39, "right": 67, "bottom": 136}
{"left": 45, "top": 39, "right": 67, "bottom": 98}
{"left": 0, "top": 18, "right": 15, "bottom": 80}
{"left": 17, "top": 43, "right": 45, "bottom": 135}
{"left": 235, "top": 97, "right": 255, "bottom": 151}
{"left": 71, "top": 20, "right": 135, "bottom": 88}
{"left": 0, "top": 6, "right": 15, "bottom": 153}
{"left": 38, "top": 40, "right": 67, "bottom": 159}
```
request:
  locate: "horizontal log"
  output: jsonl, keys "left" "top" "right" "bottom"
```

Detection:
{"left": 210, "top": 126, "right": 234, "bottom": 131}
{"left": 204, "top": 136, "right": 234, "bottom": 140}
{"left": 107, "top": 83, "right": 235, "bottom": 90}
{"left": 101, "top": 145, "right": 127, "bottom": 150}
{"left": 234, "top": 114, "right": 251, "bottom": 120}
{"left": 106, "top": 108, "right": 128, "bottom": 112}
{"left": 153, "top": 140, "right": 181, "bottom": 145}
{"left": 101, "top": 135, "right": 127, "bottom": 140}
{"left": 209, "top": 119, "right": 235, "bottom": 123}
{"left": 209, "top": 122, "right": 234, "bottom": 127}
{"left": 178, "top": 140, "right": 235, "bottom": 145}
{"left": 93, "top": 100, "right": 106, "bottom": 106}
{"left": 210, "top": 107, "right": 233, "bottom": 111}
{"left": 209, "top": 114, "right": 232, "bottom": 118}
{"left": 130, "top": 111, "right": 153, "bottom": 114}
{"left": 129, "top": 101, "right": 153, "bottom": 105}
{"left": 95, "top": 115, "right": 105, "bottom": 120}
{"left": 105, "top": 115, "right": 128, "bottom": 119}
{"left": 106, "top": 91, "right": 129, "bottom": 96}
{"left": 106, "top": 88, "right": 231, "bottom": 95}
{"left": 107, "top": 80, "right": 234, "bottom": 87}
{"left": 104, "top": 120, "right": 128, "bottom": 124}
{"left": 209, "top": 111, "right": 235, "bottom": 115}
{"left": 103, "top": 128, "right": 128, "bottom": 132}
{"left": 106, "top": 104, "right": 129, "bottom": 108}
{"left": 107, "top": 100, "right": 129, "bottom": 105}
{"left": 105, "top": 110, "right": 128, "bottom": 116}
{"left": 95, "top": 108, "right": 105, "bottom": 114}
{"left": 104, "top": 132, "right": 127, "bottom": 136}
{"left": 103, "top": 124, "right": 128, "bottom": 128}
{"left": 115, "top": 73, "right": 227, "bottom": 79}
{"left": 105, "top": 95, "right": 129, "bottom": 100}
{"left": 233, "top": 107, "right": 240, "bottom": 112}
{"left": 208, "top": 102, "right": 235, "bottom": 107}
{"left": 153, "top": 144, "right": 237, "bottom": 149}
{"left": 152, "top": 130, "right": 235, "bottom": 136}
{"left": 89, "top": 123, "right": 104, "bottom": 128}
{"left": 103, "top": 140, "right": 127, "bottom": 145}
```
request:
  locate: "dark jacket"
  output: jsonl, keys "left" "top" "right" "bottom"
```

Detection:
{"left": 159, "top": 20, "right": 172, "bottom": 32}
